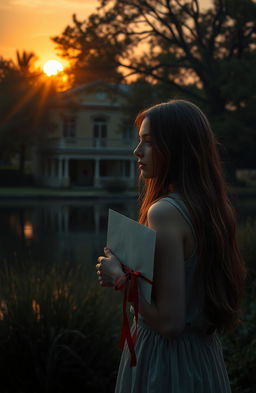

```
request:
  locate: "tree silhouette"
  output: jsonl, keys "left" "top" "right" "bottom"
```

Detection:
{"left": 53, "top": 0, "right": 256, "bottom": 170}
{"left": 90, "top": 0, "right": 256, "bottom": 113}
{"left": 15, "top": 50, "right": 37, "bottom": 73}
{"left": 52, "top": 14, "right": 124, "bottom": 86}
{"left": 0, "top": 51, "right": 57, "bottom": 178}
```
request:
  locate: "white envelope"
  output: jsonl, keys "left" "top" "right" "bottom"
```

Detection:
{"left": 106, "top": 209, "right": 156, "bottom": 304}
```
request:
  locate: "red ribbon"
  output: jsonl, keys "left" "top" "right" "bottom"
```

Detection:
{"left": 114, "top": 263, "right": 153, "bottom": 367}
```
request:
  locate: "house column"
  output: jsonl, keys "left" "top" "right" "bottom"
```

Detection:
{"left": 94, "top": 158, "right": 101, "bottom": 188}
{"left": 58, "top": 158, "right": 62, "bottom": 180}
{"left": 58, "top": 159, "right": 62, "bottom": 179}
{"left": 64, "top": 159, "right": 68, "bottom": 177}
{"left": 63, "top": 158, "right": 70, "bottom": 187}
{"left": 57, "top": 158, "right": 62, "bottom": 186}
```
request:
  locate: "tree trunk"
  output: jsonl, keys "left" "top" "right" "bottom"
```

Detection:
{"left": 203, "top": 83, "right": 226, "bottom": 115}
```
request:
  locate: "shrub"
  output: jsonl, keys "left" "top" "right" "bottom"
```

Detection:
{"left": 0, "top": 168, "right": 35, "bottom": 186}
{"left": 235, "top": 179, "right": 247, "bottom": 188}
{"left": 1, "top": 219, "right": 256, "bottom": 392}
{"left": 222, "top": 218, "right": 256, "bottom": 393}
{"left": 238, "top": 218, "right": 256, "bottom": 270}
{"left": 0, "top": 258, "right": 122, "bottom": 393}
{"left": 222, "top": 277, "right": 256, "bottom": 393}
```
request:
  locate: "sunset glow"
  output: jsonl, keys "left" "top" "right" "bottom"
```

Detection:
{"left": 43, "top": 60, "right": 64, "bottom": 76}
{"left": 1, "top": 1, "right": 210, "bottom": 71}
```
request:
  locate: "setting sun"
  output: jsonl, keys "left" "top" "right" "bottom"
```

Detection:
{"left": 43, "top": 60, "right": 64, "bottom": 76}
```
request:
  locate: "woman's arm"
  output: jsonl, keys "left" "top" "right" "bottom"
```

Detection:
{"left": 138, "top": 200, "right": 186, "bottom": 339}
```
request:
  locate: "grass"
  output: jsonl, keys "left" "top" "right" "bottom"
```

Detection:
{"left": 0, "top": 257, "right": 123, "bottom": 393}
{"left": 0, "top": 219, "right": 255, "bottom": 392}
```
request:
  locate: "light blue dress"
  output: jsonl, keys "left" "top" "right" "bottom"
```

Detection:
{"left": 114, "top": 193, "right": 231, "bottom": 393}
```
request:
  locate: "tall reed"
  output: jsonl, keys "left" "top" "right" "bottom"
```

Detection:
{"left": 222, "top": 218, "right": 256, "bottom": 393}
{"left": 0, "top": 257, "right": 121, "bottom": 393}
{"left": 0, "top": 218, "right": 255, "bottom": 392}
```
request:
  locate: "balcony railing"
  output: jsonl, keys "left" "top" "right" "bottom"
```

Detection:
{"left": 43, "top": 137, "right": 137, "bottom": 150}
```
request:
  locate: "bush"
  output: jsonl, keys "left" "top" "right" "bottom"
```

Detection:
{"left": 235, "top": 179, "right": 248, "bottom": 188}
{"left": 222, "top": 219, "right": 256, "bottom": 393}
{"left": 222, "top": 277, "right": 256, "bottom": 393}
{"left": 0, "top": 168, "right": 35, "bottom": 186}
{"left": 238, "top": 218, "right": 256, "bottom": 269}
{"left": 0, "top": 258, "right": 121, "bottom": 393}
{"left": 1, "top": 219, "right": 256, "bottom": 392}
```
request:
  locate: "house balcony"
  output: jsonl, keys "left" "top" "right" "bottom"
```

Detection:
{"left": 41, "top": 137, "right": 137, "bottom": 154}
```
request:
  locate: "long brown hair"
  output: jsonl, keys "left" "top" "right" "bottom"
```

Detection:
{"left": 135, "top": 99, "right": 246, "bottom": 333}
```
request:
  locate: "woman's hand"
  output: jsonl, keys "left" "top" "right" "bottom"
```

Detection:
{"left": 96, "top": 247, "right": 124, "bottom": 287}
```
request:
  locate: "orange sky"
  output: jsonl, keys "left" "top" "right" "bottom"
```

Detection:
{"left": 0, "top": 0, "right": 211, "bottom": 71}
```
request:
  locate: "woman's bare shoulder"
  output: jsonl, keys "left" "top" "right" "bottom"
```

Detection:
{"left": 147, "top": 199, "right": 185, "bottom": 232}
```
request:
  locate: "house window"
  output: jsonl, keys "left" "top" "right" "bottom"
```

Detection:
{"left": 93, "top": 117, "right": 107, "bottom": 147}
{"left": 63, "top": 117, "right": 76, "bottom": 138}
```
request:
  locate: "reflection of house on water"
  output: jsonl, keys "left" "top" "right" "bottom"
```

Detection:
{"left": 8, "top": 200, "right": 136, "bottom": 252}
{"left": 3, "top": 200, "right": 138, "bottom": 264}
{"left": 36, "top": 200, "right": 138, "bottom": 235}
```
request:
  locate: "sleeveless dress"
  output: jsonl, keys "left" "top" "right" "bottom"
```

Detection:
{"left": 114, "top": 193, "right": 231, "bottom": 393}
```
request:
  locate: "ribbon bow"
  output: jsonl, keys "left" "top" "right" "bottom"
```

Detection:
{"left": 114, "top": 263, "right": 153, "bottom": 367}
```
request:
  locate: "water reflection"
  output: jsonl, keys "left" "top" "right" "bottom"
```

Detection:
{"left": 9, "top": 201, "right": 138, "bottom": 234}
{"left": 0, "top": 197, "right": 255, "bottom": 267}
{"left": 0, "top": 199, "right": 139, "bottom": 265}
{"left": 24, "top": 221, "right": 33, "bottom": 240}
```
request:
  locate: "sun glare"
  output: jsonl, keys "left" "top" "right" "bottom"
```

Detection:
{"left": 43, "top": 60, "right": 64, "bottom": 76}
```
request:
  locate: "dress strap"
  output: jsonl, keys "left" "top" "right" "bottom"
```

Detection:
{"left": 160, "top": 193, "right": 198, "bottom": 258}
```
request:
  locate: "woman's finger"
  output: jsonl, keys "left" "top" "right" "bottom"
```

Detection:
{"left": 98, "top": 256, "right": 107, "bottom": 263}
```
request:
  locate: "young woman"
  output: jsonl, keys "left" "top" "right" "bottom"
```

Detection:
{"left": 96, "top": 99, "right": 246, "bottom": 393}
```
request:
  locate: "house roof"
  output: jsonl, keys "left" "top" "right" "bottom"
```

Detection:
{"left": 60, "top": 80, "right": 131, "bottom": 97}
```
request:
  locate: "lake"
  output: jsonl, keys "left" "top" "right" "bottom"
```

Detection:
{"left": 0, "top": 195, "right": 255, "bottom": 271}
{"left": 0, "top": 198, "right": 139, "bottom": 277}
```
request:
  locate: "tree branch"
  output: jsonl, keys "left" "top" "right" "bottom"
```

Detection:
{"left": 208, "top": 0, "right": 226, "bottom": 55}
{"left": 191, "top": 0, "right": 200, "bottom": 16}
{"left": 137, "top": 1, "right": 180, "bottom": 43}
{"left": 139, "top": 7, "right": 175, "bottom": 44}
{"left": 164, "top": 0, "right": 204, "bottom": 75}
{"left": 117, "top": 60, "right": 206, "bottom": 102}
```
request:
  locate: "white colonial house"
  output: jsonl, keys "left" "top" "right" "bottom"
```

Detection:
{"left": 32, "top": 81, "right": 138, "bottom": 189}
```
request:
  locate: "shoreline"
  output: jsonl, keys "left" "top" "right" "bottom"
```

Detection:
{"left": 0, "top": 187, "right": 139, "bottom": 199}
{"left": 0, "top": 186, "right": 255, "bottom": 200}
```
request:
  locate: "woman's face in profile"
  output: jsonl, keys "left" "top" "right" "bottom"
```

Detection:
{"left": 133, "top": 117, "right": 154, "bottom": 178}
